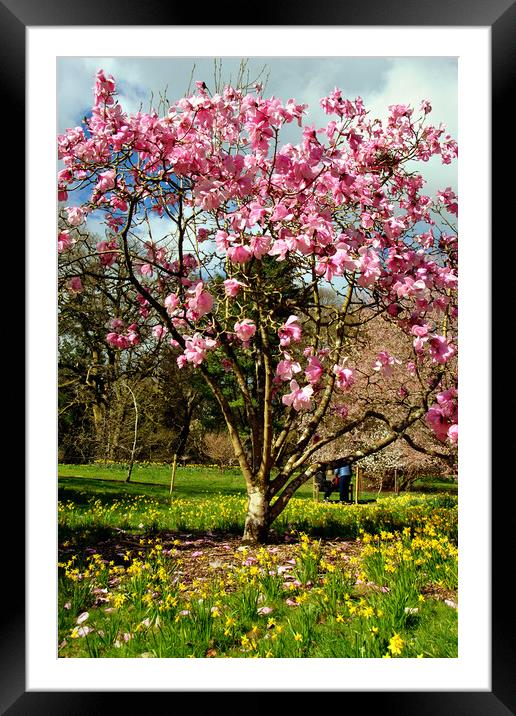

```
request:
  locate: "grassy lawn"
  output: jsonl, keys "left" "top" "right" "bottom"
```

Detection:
{"left": 57, "top": 463, "right": 458, "bottom": 658}
{"left": 58, "top": 463, "right": 391, "bottom": 503}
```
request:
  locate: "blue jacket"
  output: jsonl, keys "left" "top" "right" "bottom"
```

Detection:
{"left": 335, "top": 464, "right": 351, "bottom": 477}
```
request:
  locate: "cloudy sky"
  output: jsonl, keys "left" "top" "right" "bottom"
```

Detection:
{"left": 57, "top": 55, "right": 458, "bottom": 195}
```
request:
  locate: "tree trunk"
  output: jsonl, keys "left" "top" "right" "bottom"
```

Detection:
{"left": 175, "top": 398, "right": 195, "bottom": 458}
{"left": 242, "top": 487, "right": 270, "bottom": 544}
{"left": 91, "top": 401, "right": 106, "bottom": 457}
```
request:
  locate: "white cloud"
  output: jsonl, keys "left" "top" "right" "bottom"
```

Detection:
{"left": 363, "top": 58, "right": 458, "bottom": 194}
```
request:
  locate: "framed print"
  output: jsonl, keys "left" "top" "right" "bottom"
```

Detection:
{"left": 7, "top": 0, "right": 510, "bottom": 712}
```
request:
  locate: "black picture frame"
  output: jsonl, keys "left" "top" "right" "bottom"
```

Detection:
{"left": 9, "top": 0, "right": 508, "bottom": 712}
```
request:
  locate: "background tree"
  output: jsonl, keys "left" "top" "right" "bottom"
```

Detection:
{"left": 57, "top": 70, "right": 458, "bottom": 542}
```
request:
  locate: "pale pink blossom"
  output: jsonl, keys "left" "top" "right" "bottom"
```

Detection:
{"left": 180, "top": 333, "right": 218, "bottom": 366}
{"left": 275, "top": 358, "right": 301, "bottom": 382}
{"left": 333, "top": 364, "right": 354, "bottom": 391}
{"left": 411, "top": 324, "right": 429, "bottom": 338}
{"left": 65, "top": 206, "right": 86, "bottom": 226}
{"left": 223, "top": 279, "right": 245, "bottom": 297}
{"left": 305, "top": 357, "right": 323, "bottom": 384}
{"left": 96, "top": 169, "right": 116, "bottom": 193}
{"left": 234, "top": 319, "right": 256, "bottom": 342}
{"left": 152, "top": 325, "right": 168, "bottom": 339}
{"left": 58, "top": 230, "right": 72, "bottom": 253}
{"left": 257, "top": 606, "right": 274, "bottom": 616}
{"left": 447, "top": 424, "right": 458, "bottom": 443}
{"left": 373, "top": 351, "right": 399, "bottom": 378}
{"left": 278, "top": 316, "right": 302, "bottom": 346}
{"left": 187, "top": 282, "right": 214, "bottom": 318}
{"left": 281, "top": 380, "right": 314, "bottom": 411}
{"left": 164, "top": 293, "right": 179, "bottom": 314}
{"left": 227, "top": 244, "right": 252, "bottom": 263}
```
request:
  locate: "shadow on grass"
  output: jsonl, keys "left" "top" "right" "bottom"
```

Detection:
{"left": 58, "top": 476, "right": 247, "bottom": 504}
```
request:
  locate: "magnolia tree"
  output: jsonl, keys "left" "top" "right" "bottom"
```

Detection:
{"left": 57, "top": 70, "right": 458, "bottom": 542}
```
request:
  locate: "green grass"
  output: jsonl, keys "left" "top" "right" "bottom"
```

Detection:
{"left": 58, "top": 463, "right": 249, "bottom": 498}
{"left": 57, "top": 464, "right": 458, "bottom": 658}
{"left": 58, "top": 468, "right": 458, "bottom": 547}
{"left": 58, "top": 463, "right": 385, "bottom": 503}
{"left": 58, "top": 529, "right": 458, "bottom": 658}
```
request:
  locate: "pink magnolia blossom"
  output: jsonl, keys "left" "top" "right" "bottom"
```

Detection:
{"left": 421, "top": 99, "right": 432, "bottom": 114}
{"left": 110, "top": 196, "right": 127, "bottom": 212}
{"left": 428, "top": 335, "right": 455, "bottom": 364}
{"left": 106, "top": 323, "right": 140, "bottom": 350}
{"left": 65, "top": 206, "right": 86, "bottom": 226}
{"left": 426, "top": 405, "right": 450, "bottom": 441}
{"left": 221, "top": 358, "right": 233, "bottom": 372}
{"left": 152, "top": 325, "right": 168, "bottom": 340}
{"left": 373, "top": 351, "right": 400, "bottom": 378}
{"left": 58, "top": 230, "right": 72, "bottom": 253}
{"left": 275, "top": 358, "right": 301, "bottom": 382}
{"left": 223, "top": 279, "right": 245, "bottom": 297}
{"left": 94, "top": 69, "right": 116, "bottom": 104}
{"left": 140, "top": 263, "right": 153, "bottom": 277}
{"left": 250, "top": 234, "right": 271, "bottom": 258}
{"left": 96, "top": 240, "right": 118, "bottom": 267}
{"left": 96, "top": 169, "right": 116, "bottom": 193}
{"left": 164, "top": 293, "right": 179, "bottom": 314}
{"left": 411, "top": 324, "right": 429, "bottom": 338}
{"left": 426, "top": 388, "right": 458, "bottom": 442}
{"left": 180, "top": 333, "right": 218, "bottom": 366}
{"left": 278, "top": 316, "right": 302, "bottom": 347}
{"left": 357, "top": 247, "right": 381, "bottom": 287}
{"left": 281, "top": 380, "right": 314, "bottom": 411}
{"left": 234, "top": 319, "right": 256, "bottom": 342}
{"left": 227, "top": 244, "right": 253, "bottom": 263}
{"left": 305, "top": 357, "right": 323, "bottom": 384}
{"left": 257, "top": 606, "right": 273, "bottom": 616}
{"left": 187, "top": 282, "right": 214, "bottom": 318}
{"left": 448, "top": 424, "right": 458, "bottom": 443}
{"left": 333, "top": 364, "right": 354, "bottom": 391}
{"left": 437, "top": 187, "right": 458, "bottom": 216}
{"left": 126, "top": 324, "right": 140, "bottom": 346}
{"left": 110, "top": 318, "right": 125, "bottom": 331}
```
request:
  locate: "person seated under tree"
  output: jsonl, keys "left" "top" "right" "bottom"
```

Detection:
{"left": 334, "top": 461, "right": 352, "bottom": 503}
